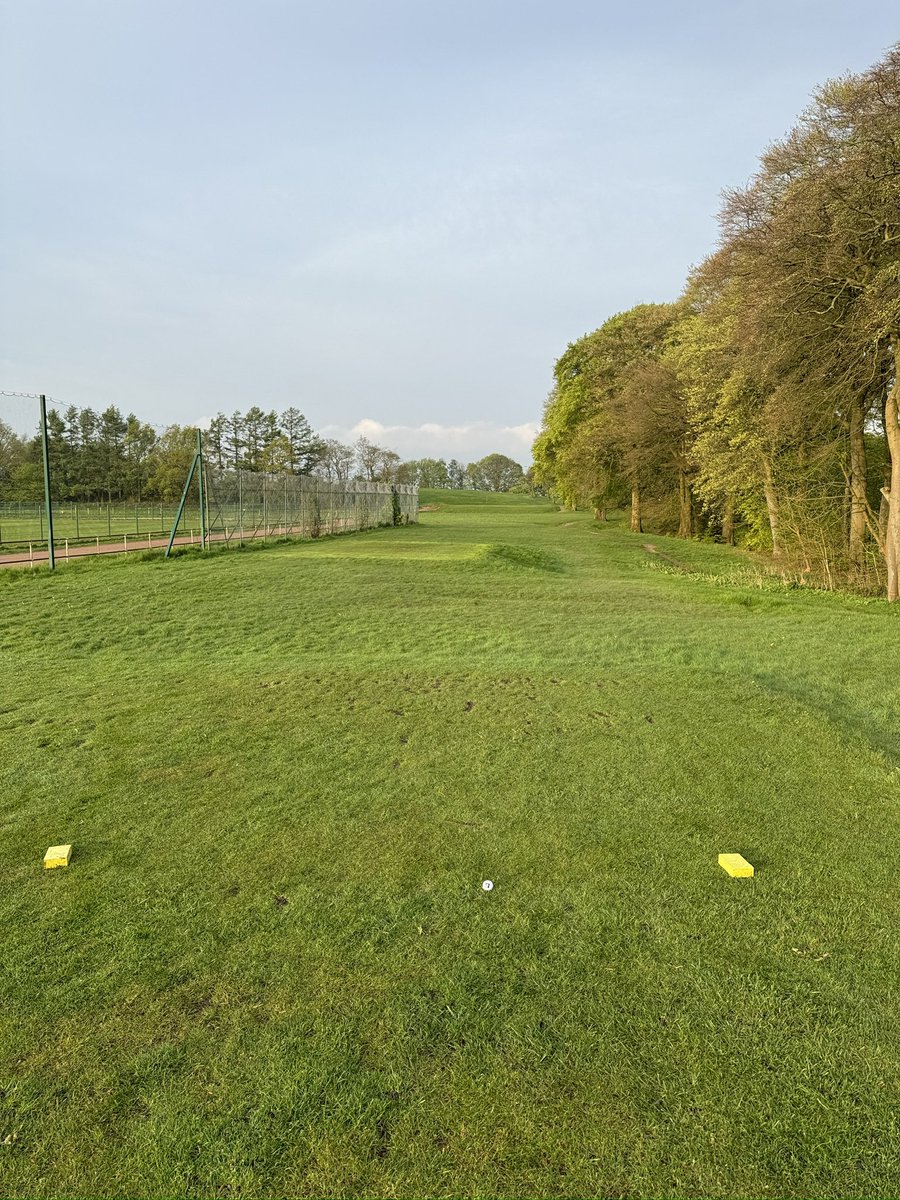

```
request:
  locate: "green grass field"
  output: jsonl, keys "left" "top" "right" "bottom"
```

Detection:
{"left": 2, "top": 491, "right": 900, "bottom": 1198}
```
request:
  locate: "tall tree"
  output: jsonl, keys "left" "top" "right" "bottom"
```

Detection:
{"left": 280, "top": 408, "right": 323, "bottom": 474}
{"left": 467, "top": 453, "right": 525, "bottom": 492}
{"left": 318, "top": 438, "right": 355, "bottom": 481}
{"left": 146, "top": 426, "right": 198, "bottom": 501}
{"left": 0, "top": 419, "right": 27, "bottom": 497}
{"left": 717, "top": 47, "right": 900, "bottom": 588}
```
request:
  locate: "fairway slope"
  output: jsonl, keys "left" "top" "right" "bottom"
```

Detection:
{"left": 2, "top": 496, "right": 900, "bottom": 1198}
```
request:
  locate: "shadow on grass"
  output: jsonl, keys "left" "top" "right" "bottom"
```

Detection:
{"left": 751, "top": 669, "right": 900, "bottom": 770}
{"left": 475, "top": 543, "right": 566, "bottom": 572}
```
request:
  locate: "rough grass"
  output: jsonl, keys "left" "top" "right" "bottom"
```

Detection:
{"left": 2, "top": 492, "right": 900, "bottom": 1198}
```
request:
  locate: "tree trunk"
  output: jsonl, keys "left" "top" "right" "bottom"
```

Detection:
{"left": 762, "top": 456, "right": 781, "bottom": 557}
{"left": 879, "top": 461, "right": 891, "bottom": 548}
{"left": 885, "top": 358, "right": 900, "bottom": 601}
{"left": 630, "top": 486, "right": 642, "bottom": 533}
{"left": 722, "top": 496, "right": 735, "bottom": 545}
{"left": 848, "top": 392, "right": 868, "bottom": 575}
{"left": 678, "top": 469, "right": 693, "bottom": 538}
{"left": 593, "top": 507, "right": 607, "bottom": 522}
{"left": 880, "top": 384, "right": 892, "bottom": 550}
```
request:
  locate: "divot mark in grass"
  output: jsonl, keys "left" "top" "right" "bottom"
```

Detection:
{"left": 373, "top": 1117, "right": 391, "bottom": 1159}
{"left": 274, "top": 895, "right": 289, "bottom": 907}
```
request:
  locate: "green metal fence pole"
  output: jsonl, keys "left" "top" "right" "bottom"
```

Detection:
{"left": 197, "top": 429, "right": 207, "bottom": 550}
{"left": 39, "top": 395, "right": 56, "bottom": 571}
{"left": 164, "top": 454, "right": 199, "bottom": 558}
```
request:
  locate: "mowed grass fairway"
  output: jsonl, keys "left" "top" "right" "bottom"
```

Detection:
{"left": 3, "top": 491, "right": 900, "bottom": 1199}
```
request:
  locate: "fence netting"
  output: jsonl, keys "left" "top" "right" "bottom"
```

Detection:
{"left": 1, "top": 393, "right": 419, "bottom": 561}
{"left": 199, "top": 470, "right": 418, "bottom": 546}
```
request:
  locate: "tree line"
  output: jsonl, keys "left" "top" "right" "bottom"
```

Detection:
{"left": 533, "top": 45, "right": 900, "bottom": 598}
{"left": 0, "top": 403, "right": 527, "bottom": 501}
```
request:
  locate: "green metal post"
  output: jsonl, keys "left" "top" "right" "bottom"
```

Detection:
{"left": 196, "top": 429, "right": 207, "bottom": 550}
{"left": 39, "top": 395, "right": 55, "bottom": 570}
{"left": 164, "top": 453, "right": 199, "bottom": 558}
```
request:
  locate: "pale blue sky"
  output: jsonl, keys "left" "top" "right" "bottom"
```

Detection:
{"left": 1, "top": 1, "right": 896, "bottom": 461}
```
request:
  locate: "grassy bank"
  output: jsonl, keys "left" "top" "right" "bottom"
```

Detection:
{"left": 2, "top": 492, "right": 899, "bottom": 1198}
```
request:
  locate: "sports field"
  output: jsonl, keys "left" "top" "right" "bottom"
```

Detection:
{"left": 2, "top": 491, "right": 900, "bottom": 1198}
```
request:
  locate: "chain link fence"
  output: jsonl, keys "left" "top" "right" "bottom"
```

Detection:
{"left": 0, "top": 394, "right": 418, "bottom": 566}
{"left": 200, "top": 468, "right": 418, "bottom": 545}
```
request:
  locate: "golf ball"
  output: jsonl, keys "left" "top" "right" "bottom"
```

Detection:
{"left": 482, "top": 879, "right": 494, "bottom": 891}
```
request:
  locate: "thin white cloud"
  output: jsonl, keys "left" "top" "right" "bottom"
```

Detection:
{"left": 320, "top": 417, "right": 539, "bottom": 464}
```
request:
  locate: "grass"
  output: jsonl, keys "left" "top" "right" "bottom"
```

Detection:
{"left": 2, "top": 490, "right": 900, "bottom": 1198}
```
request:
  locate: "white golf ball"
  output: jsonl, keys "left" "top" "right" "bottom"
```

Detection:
{"left": 482, "top": 879, "right": 494, "bottom": 891}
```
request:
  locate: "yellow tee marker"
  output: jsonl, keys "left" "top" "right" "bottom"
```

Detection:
{"left": 718, "top": 852, "right": 754, "bottom": 878}
{"left": 43, "top": 844, "right": 72, "bottom": 869}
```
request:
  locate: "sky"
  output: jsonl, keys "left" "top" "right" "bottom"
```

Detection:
{"left": 1, "top": 1, "right": 897, "bottom": 464}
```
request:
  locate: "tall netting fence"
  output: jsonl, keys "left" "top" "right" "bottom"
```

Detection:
{"left": 1, "top": 394, "right": 201, "bottom": 560}
{"left": 0, "top": 393, "right": 63, "bottom": 556}
{"left": 200, "top": 470, "right": 419, "bottom": 546}
{"left": 1, "top": 391, "right": 419, "bottom": 565}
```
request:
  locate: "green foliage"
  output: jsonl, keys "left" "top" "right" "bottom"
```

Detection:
{"left": 534, "top": 44, "right": 900, "bottom": 590}
{"left": 206, "top": 406, "right": 324, "bottom": 475}
{"left": 465, "top": 452, "right": 525, "bottom": 492}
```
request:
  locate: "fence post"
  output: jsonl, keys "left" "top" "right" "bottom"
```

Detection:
{"left": 39, "top": 395, "right": 55, "bottom": 571}
{"left": 75, "top": 503, "right": 79, "bottom": 538}
{"left": 238, "top": 469, "right": 244, "bottom": 544}
{"left": 164, "top": 450, "right": 199, "bottom": 559}
{"left": 196, "top": 429, "right": 207, "bottom": 550}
